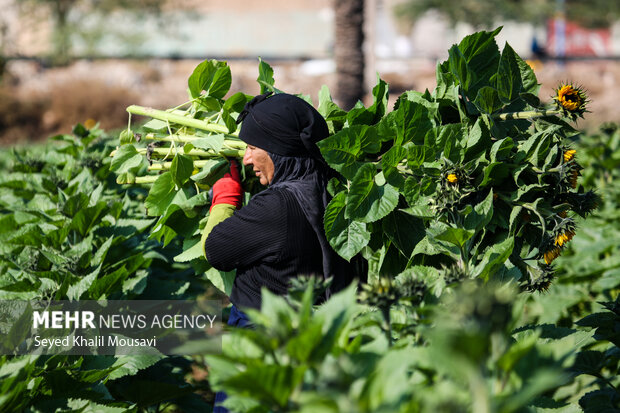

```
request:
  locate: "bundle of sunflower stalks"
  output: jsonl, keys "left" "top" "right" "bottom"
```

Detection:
{"left": 110, "top": 104, "right": 247, "bottom": 186}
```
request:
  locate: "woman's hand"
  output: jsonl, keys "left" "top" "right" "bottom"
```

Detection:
{"left": 210, "top": 160, "right": 243, "bottom": 210}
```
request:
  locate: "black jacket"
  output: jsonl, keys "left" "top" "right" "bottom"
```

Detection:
{"left": 205, "top": 187, "right": 324, "bottom": 310}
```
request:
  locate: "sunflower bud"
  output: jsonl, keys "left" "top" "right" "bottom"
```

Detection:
{"left": 522, "top": 264, "right": 555, "bottom": 293}
{"left": 554, "top": 84, "right": 588, "bottom": 120}
{"left": 553, "top": 218, "right": 577, "bottom": 247}
{"left": 568, "top": 190, "right": 601, "bottom": 217}
{"left": 442, "top": 263, "right": 468, "bottom": 286}
{"left": 397, "top": 278, "right": 427, "bottom": 304}
{"left": 541, "top": 218, "right": 577, "bottom": 264}
{"left": 359, "top": 277, "right": 399, "bottom": 310}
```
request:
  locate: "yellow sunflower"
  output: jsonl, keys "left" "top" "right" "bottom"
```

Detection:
{"left": 554, "top": 84, "right": 588, "bottom": 119}
{"left": 563, "top": 149, "right": 577, "bottom": 163}
{"left": 544, "top": 247, "right": 561, "bottom": 265}
{"left": 554, "top": 229, "right": 575, "bottom": 247}
{"left": 447, "top": 173, "right": 458, "bottom": 184}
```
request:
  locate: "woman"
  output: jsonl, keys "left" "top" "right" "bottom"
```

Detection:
{"left": 203, "top": 92, "right": 363, "bottom": 321}
{"left": 202, "top": 92, "right": 364, "bottom": 412}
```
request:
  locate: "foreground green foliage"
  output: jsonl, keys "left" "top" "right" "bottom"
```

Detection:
{"left": 207, "top": 278, "right": 618, "bottom": 413}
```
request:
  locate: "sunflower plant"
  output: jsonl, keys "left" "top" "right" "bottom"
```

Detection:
{"left": 317, "top": 27, "right": 598, "bottom": 293}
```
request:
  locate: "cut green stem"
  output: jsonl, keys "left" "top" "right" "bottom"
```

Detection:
{"left": 493, "top": 109, "right": 562, "bottom": 121}
{"left": 134, "top": 175, "right": 160, "bottom": 184}
{"left": 143, "top": 133, "right": 245, "bottom": 147}
{"left": 148, "top": 159, "right": 218, "bottom": 171}
{"left": 111, "top": 147, "right": 239, "bottom": 159}
{"left": 127, "top": 105, "right": 238, "bottom": 136}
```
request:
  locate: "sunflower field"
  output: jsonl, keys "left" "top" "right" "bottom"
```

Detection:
{"left": 0, "top": 28, "right": 618, "bottom": 412}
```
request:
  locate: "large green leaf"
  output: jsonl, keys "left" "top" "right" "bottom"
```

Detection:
{"left": 88, "top": 265, "right": 129, "bottom": 299}
{"left": 381, "top": 145, "right": 408, "bottom": 189}
{"left": 190, "top": 158, "right": 228, "bottom": 187}
{"left": 108, "top": 355, "right": 164, "bottom": 380}
{"left": 65, "top": 400, "right": 126, "bottom": 413}
{"left": 434, "top": 123, "right": 464, "bottom": 154}
{"left": 223, "top": 92, "right": 250, "bottom": 113}
{"left": 406, "top": 143, "right": 431, "bottom": 170}
{"left": 345, "top": 164, "right": 399, "bottom": 223}
{"left": 382, "top": 209, "right": 425, "bottom": 258}
{"left": 285, "top": 321, "right": 324, "bottom": 363}
{"left": 191, "top": 133, "right": 225, "bottom": 153}
{"left": 109, "top": 145, "right": 146, "bottom": 174}
{"left": 473, "top": 86, "right": 503, "bottom": 114}
{"left": 455, "top": 27, "right": 502, "bottom": 98}
{"left": 204, "top": 267, "right": 236, "bottom": 296}
{"left": 479, "top": 162, "right": 510, "bottom": 187}
{"left": 359, "top": 348, "right": 419, "bottom": 411}
{"left": 346, "top": 76, "right": 389, "bottom": 126}
{"left": 323, "top": 191, "right": 370, "bottom": 261}
{"left": 188, "top": 59, "right": 231, "bottom": 99}
{"left": 66, "top": 264, "right": 102, "bottom": 300}
{"left": 144, "top": 173, "right": 177, "bottom": 217}
{"left": 257, "top": 58, "right": 277, "bottom": 94}
{"left": 435, "top": 227, "right": 474, "bottom": 250}
{"left": 316, "top": 125, "right": 365, "bottom": 180}
{"left": 318, "top": 85, "right": 347, "bottom": 123}
{"left": 170, "top": 153, "right": 194, "bottom": 188}
{"left": 369, "top": 76, "right": 389, "bottom": 121}
{"left": 464, "top": 190, "right": 494, "bottom": 232}
{"left": 61, "top": 192, "right": 90, "bottom": 218}
{"left": 174, "top": 237, "right": 204, "bottom": 262}
{"left": 314, "top": 283, "right": 358, "bottom": 351}
{"left": 516, "top": 51, "right": 540, "bottom": 95}
{"left": 496, "top": 43, "right": 522, "bottom": 104}
{"left": 490, "top": 137, "right": 514, "bottom": 162}
{"left": 400, "top": 90, "right": 440, "bottom": 120}
{"left": 448, "top": 44, "right": 475, "bottom": 92}
{"left": 473, "top": 237, "right": 514, "bottom": 281}
{"left": 463, "top": 117, "right": 491, "bottom": 160}
{"left": 70, "top": 201, "right": 109, "bottom": 237}
{"left": 379, "top": 99, "right": 433, "bottom": 146}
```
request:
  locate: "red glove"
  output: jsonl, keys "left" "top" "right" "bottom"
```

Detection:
{"left": 211, "top": 160, "right": 243, "bottom": 211}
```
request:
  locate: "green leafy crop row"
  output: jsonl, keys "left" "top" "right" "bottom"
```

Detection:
{"left": 0, "top": 126, "right": 219, "bottom": 411}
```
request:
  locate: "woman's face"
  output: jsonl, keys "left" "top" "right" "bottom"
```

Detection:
{"left": 243, "top": 145, "right": 274, "bottom": 185}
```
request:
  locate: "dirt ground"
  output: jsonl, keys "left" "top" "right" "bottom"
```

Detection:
{"left": 1, "top": 57, "right": 618, "bottom": 144}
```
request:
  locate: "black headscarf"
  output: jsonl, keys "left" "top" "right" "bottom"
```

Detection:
{"left": 237, "top": 92, "right": 353, "bottom": 294}
{"left": 237, "top": 93, "right": 328, "bottom": 162}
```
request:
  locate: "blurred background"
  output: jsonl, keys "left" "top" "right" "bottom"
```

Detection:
{"left": 0, "top": 0, "right": 618, "bottom": 143}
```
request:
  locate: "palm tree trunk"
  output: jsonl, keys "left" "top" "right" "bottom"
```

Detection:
{"left": 334, "top": 0, "right": 365, "bottom": 110}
